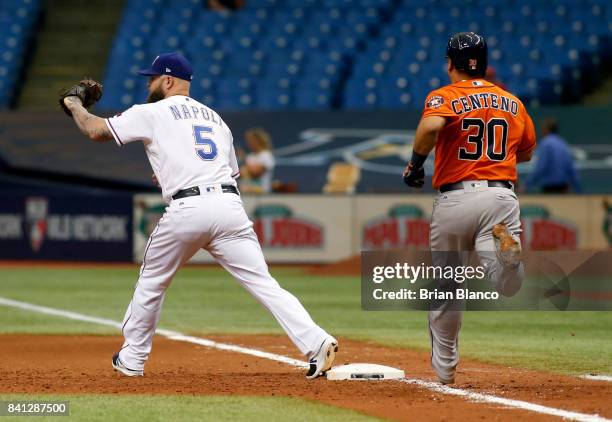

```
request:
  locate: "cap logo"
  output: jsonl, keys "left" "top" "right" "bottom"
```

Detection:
{"left": 165, "top": 67, "right": 171, "bottom": 72}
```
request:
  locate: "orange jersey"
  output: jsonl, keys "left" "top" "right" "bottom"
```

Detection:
{"left": 422, "top": 79, "right": 536, "bottom": 189}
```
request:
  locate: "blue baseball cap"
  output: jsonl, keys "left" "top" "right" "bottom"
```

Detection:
{"left": 138, "top": 52, "right": 193, "bottom": 82}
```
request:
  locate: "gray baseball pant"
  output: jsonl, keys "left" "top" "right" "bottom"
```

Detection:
{"left": 428, "top": 181, "right": 525, "bottom": 382}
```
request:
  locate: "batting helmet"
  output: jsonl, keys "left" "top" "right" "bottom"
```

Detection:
{"left": 446, "top": 32, "right": 488, "bottom": 77}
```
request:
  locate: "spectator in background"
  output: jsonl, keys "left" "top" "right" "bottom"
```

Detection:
{"left": 526, "top": 118, "right": 581, "bottom": 193}
{"left": 239, "top": 127, "right": 275, "bottom": 194}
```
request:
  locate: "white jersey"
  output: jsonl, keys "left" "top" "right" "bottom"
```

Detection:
{"left": 105, "top": 95, "right": 239, "bottom": 203}
{"left": 245, "top": 150, "right": 275, "bottom": 193}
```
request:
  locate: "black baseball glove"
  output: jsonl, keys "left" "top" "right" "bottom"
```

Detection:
{"left": 59, "top": 78, "right": 103, "bottom": 117}
{"left": 403, "top": 162, "right": 425, "bottom": 188}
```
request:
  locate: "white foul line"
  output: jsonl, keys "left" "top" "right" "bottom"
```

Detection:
{"left": 400, "top": 379, "right": 610, "bottom": 422}
{"left": 157, "top": 330, "right": 307, "bottom": 368}
{"left": 0, "top": 297, "right": 307, "bottom": 369}
{"left": 0, "top": 296, "right": 609, "bottom": 422}
{"left": 580, "top": 375, "right": 612, "bottom": 383}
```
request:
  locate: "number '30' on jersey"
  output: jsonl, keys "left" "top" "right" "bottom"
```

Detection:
{"left": 105, "top": 95, "right": 239, "bottom": 203}
{"left": 422, "top": 79, "right": 536, "bottom": 189}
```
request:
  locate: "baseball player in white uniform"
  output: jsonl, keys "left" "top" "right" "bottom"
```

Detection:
{"left": 61, "top": 52, "right": 338, "bottom": 379}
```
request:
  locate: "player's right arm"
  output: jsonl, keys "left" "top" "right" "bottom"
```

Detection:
{"left": 104, "top": 104, "right": 154, "bottom": 147}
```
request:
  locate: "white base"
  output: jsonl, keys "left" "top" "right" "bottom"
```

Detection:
{"left": 326, "top": 363, "right": 405, "bottom": 380}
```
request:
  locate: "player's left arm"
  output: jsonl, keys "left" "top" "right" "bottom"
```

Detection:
{"left": 63, "top": 97, "right": 113, "bottom": 142}
{"left": 413, "top": 115, "right": 446, "bottom": 155}
{"left": 403, "top": 115, "right": 446, "bottom": 187}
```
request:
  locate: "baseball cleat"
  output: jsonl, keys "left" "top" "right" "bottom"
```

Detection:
{"left": 492, "top": 223, "right": 521, "bottom": 267}
{"left": 306, "top": 337, "right": 338, "bottom": 379}
{"left": 112, "top": 353, "right": 143, "bottom": 377}
{"left": 438, "top": 376, "right": 455, "bottom": 385}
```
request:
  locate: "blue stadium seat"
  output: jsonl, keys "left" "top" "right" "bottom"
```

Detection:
{"left": 343, "top": 89, "right": 378, "bottom": 109}
{"left": 217, "top": 77, "right": 254, "bottom": 96}
{"left": 216, "top": 92, "right": 255, "bottom": 110}
{"left": 294, "top": 88, "right": 333, "bottom": 109}
{"left": 97, "top": 0, "right": 612, "bottom": 111}
{"left": 0, "top": 0, "right": 41, "bottom": 109}
{"left": 256, "top": 91, "right": 293, "bottom": 110}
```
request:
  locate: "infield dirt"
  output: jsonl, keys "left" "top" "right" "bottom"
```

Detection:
{"left": 1, "top": 334, "right": 611, "bottom": 421}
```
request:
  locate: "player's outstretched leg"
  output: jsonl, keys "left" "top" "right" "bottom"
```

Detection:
{"left": 113, "top": 213, "right": 202, "bottom": 376}
{"left": 208, "top": 227, "right": 337, "bottom": 378}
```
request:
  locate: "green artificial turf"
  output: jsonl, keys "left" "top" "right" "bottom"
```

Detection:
{"left": 0, "top": 266, "right": 610, "bottom": 375}
{"left": 0, "top": 395, "right": 380, "bottom": 422}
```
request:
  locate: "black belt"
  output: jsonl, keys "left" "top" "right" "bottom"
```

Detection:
{"left": 439, "top": 180, "right": 513, "bottom": 193}
{"left": 172, "top": 185, "right": 239, "bottom": 200}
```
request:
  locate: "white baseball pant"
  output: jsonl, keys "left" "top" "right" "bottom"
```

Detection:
{"left": 117, "top": 191, "right": 330, "bottom": 371}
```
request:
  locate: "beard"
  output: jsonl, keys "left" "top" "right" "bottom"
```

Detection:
{"left": 146, "top": 86, "right": 165, "bottom": 103}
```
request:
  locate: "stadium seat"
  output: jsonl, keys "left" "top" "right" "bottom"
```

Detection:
{"left": 323, "top": 162, "right": 361, "bottom": 193}
{"left": 0, "top": 0, "right": 41, "bottom": 109}
{"left": 97, "top": 0, "right": 612, "bottom": 111}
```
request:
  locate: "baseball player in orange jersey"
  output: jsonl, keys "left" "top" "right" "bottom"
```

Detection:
{"left": 403, "top": 32, "right": 537, "bottom": 384}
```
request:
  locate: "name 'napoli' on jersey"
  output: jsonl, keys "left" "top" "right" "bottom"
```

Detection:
{"left": 105, "top": 95, "right": 239, "bottom": 203}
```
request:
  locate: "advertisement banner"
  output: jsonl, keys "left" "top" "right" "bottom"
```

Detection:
{"left": 518, "top": 196, "right": 611, "bottom": 250}
{"left": 250, "top": 195, "right": 352, "bottom": 262}
{"left": 354, "top": 195, "right": 612, "bottom": 252}
{"left": 0, "top": 194, "right": 132, "bottom": 261}
{"left": 133, "top": 194, "right": 611, "bottom": 264}
{"left": 355, "top": 195, "right": 433, "bottom": 253}
{"left": 132, "top": 194, "right": 353, "bottom": 263}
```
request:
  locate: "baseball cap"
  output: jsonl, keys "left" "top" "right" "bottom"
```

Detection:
{"left": 138, "top": 52, "right": 193, "bottom": 82}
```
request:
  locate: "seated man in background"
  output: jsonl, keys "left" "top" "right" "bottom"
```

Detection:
{"left": 526, "top": 118, "right": 581, "bottom": 193}
{"left": 239, "top": 127, "right": 275, "bottom": 194}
